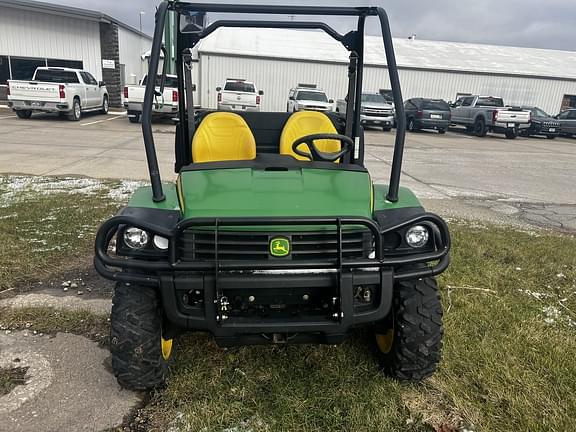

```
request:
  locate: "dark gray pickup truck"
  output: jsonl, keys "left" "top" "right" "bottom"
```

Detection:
{"left": 451, "top": 95, "right": 530, "bottom": 139}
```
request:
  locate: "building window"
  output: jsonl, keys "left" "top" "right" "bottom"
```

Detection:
{"left": 10, "top": 57, "right": 46, "bottom": 80}
{"left": 47, "top": 59, "right": 83, "bottom": 69}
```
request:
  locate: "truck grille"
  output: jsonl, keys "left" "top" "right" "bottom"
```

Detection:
{"left": 363, "top": 109, "right": 392, "bottom": 116}
{"left": 178, "top": 230, "right": 371, "bottom": 261}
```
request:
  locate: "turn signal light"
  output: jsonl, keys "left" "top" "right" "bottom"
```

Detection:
{"left": 217, "top": 92, "right": 222, "bottom": 103}
{"left": 123, "top": 86, "right": 128, "bottom": 99}
{"left": 172, "top": 90, "right": 178, "bottom": 102}
{"left": 59, "top": 84, "right": 65, "bottom": 99}
{"left": 256, "top": 95, "right": 261, "bottom": 105}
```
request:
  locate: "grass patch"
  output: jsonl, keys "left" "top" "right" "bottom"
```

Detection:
{"left": 143, "top": 224, "right": 576, "bottom": 432}
{"left": 2, "top": 175, "right": 575, "bottom": 431}
{"left": 0, "top": 366, "right": 28, "bottom": 396}
{"left": 0, "top": 175, "right": 143, "bottom": 291}
{"left": 0, "top": 307, "right": 110, "bottom": 344}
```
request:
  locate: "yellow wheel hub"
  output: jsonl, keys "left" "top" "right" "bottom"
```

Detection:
{"left": 161, "top": 336, "right": 173, "bottom": 360}
{"left": 376, "top": 329, "right": 394, "bottom": 354}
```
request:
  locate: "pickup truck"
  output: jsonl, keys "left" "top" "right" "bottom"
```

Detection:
{"left": 336, "top": 92, "right": 395, "bottom": 131}
{"left": 450, "top": 95, "right": 530, "bottom": 139}
{"left": 217, "top": 79, "right": 263, "bottom": 112}
{"left": 7, "top": 67, "right": 108, "bottom": 121}
{"left": 287, "top": 86, "right": 333, "bottom": 113}
{"left": 124, "top": 74, "right": 181, "bottom": 123}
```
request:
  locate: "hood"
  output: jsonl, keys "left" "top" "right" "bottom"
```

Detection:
{"left": 361, "top": 102, "right": 394, "bottom": 110}
{"left": 532, "top": 115, "right": 559, "bottom": 123}
{"left": 177, "top": 168, "right": 372, "bottom": 221}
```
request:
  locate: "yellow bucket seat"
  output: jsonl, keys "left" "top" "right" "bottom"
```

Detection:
{"left": 279, "top": 111, "right": 341, "bottom": 162}
{"left": 192, "top": 112, "right": 256, "bottom": 163}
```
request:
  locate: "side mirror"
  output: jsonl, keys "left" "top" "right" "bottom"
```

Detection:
{"left": 344, "top": 95, "right": 348, "bottom": 102}
{"left": 289, "top": 96, "right": 295, "bottom": 100}
{"left": 191, "top": 84, "right": 197, "bottom": 91}
{"left": 258, "top": 90, "right": 264, "bottom": 96}
{"left": 98, "top": 81, "right": 105, "bottom": 87}
{"left": 216, "top": 86, "right": 222, "bottom": 92}
{"left": 329, "top": 99, "right": 334, "bottom": 104}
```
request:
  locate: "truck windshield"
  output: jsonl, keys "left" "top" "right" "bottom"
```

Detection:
{"left": 476, "top": 97, "right": 504, "bottom": 107}
{"left": 361, "top": 94, "right": 387, "bottom": 103}
{"left": 224, "top": 81, "right": 255, "bottom": 93}
{"left": 34, "top": 69, "right": 79, "bottom": 83}
{"left": 296, "top": 91, "right": 328, "bottom": 102}
{"left": 141, "top": 75, "right": 179, "bottom": 88}
{"left": 423, "top": 100, "right": 450, "bottom": 111}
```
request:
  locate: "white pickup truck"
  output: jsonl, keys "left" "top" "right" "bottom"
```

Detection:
{"left": 7, "top": 67, "right": 108, "bottom": 121}
{"left": 124, "top": 74, "right": 180, "bottom": 123}
{"left": 450, "top": 95, "right": 531, "bottom": 139}
{"left": 216, "top": 79, "right": 263, "bottom": 112}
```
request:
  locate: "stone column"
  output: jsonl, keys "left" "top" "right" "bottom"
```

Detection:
{"left": 99, "top": 22, "right": 122, "bottom": 108}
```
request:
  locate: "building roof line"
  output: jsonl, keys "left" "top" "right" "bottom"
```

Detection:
{"left": 0, "top": 0, "right": 152, "bottom": 40}
{"left": 198, "top": 49, "right": 576, "bottom": 83}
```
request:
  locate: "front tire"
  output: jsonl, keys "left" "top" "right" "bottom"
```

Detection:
{"left": 407, "top": 118, "right": 418, "bottom": 132}
{"left": 547, "top": 136, "right": 556, "bottom": 140}
{"left": 110, "top": 282, "right": 173, "bottom": 390}
{"left": 438, "top": 129, "right": 447, "bottom": 134}
{"left": 383, "top": 126, "right": 392, "bottom": 132}
{"left": 100, "top": 95, "right": 109, "bottom": 114}
{"left": 375, "top": 277, "right": 443, "bottom": 382}
{"left": 16, "top": 110, "right": 32, "bottom": 119}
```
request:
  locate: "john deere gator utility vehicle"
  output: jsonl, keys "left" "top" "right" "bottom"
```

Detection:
{"left": 94, "top": 1, "right": 451, "bottom": 390}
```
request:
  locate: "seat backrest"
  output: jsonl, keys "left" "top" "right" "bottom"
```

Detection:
{"left": 279, "top": 111, "right": 341, "bottom": 162}
{"left": 192, "top": 112, "right": 256, "bottom": 163}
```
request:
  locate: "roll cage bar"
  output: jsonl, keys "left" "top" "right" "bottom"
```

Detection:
{"left": 143, "top": 1, "right": 406, "bottom": 203}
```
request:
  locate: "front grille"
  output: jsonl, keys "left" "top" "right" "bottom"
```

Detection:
{"left": 363, "top": 109, "right": 392, "bottom": 116}
{"left": 178, "top": 230, "right": 371, "bottom": 261}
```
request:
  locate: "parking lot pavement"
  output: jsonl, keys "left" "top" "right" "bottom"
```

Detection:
{"left": 0, "top": 109, "right": 177, "bottom": 181}
{"left": 1, "top": 108, "right": 575, "bottom": 230}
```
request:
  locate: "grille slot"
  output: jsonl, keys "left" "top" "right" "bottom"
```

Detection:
{"left": 178, "top": 230, "right": 371, "bottom": 261}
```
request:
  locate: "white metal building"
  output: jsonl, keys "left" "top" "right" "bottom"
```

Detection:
{"left": 0, "top": 0, "right": 152, "bottom": 106}
{"left": 197, "top": 28, "right": 576, "bottom": 115}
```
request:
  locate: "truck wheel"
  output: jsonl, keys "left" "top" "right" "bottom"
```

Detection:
{"left": 438, "top": 129, "right": 447, "bottom": 134}
{"left": 374, "top": 276, "right": 443, "bottom": 382}
{"left": 505, "top": 129, "right": 518, "bottom": 139}
{"left": 128, "top": 112, "right": 141, "bottom": 123}
{"left": 110, "top": 282, "right": 173, "bottom": 390}
{"left": 100, "top": 95, "right": 109, "bottom": 114}
{"left": 67, "top": 98, "right": 81, "bottom": 121}
{"left": 15, "top": 110, "right": 32, "bottom": 119}
{"left": 473, "top": 118, "right": 487, "bottom": 137}
{"left": 547, "top": 136, "right": 556, "bottom": 140}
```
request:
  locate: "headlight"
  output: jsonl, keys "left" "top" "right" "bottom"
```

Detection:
{"left": 153, "top": 235, "right": 169, "bottom": 250}
{"left": 123, "top": 227, "right": 149, "bottom": 249}
{"left": 405, "top": 225, "right": 429, "bottom": 248}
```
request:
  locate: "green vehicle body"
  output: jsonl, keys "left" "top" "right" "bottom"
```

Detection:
{"left": 127, "top": 171, "right": 422, "bottom": 225}
{"left": 93, "top": 1, "right": 451, "bottom": 390}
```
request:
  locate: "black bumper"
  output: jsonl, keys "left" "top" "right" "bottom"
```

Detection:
{"left": 94, "top": 212, "right": 450, "bottom": 344}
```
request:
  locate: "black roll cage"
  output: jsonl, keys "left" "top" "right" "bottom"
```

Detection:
{"left": 143, "top": 2, "right": 406, "bottom": 203}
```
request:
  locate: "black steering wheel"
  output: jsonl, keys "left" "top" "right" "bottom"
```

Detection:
{"left": 291, "top": 133, "right": 354, "bottom": 162}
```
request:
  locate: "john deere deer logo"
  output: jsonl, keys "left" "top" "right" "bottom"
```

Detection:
{"left": 270, "top": 237, "right": 290, "bottom": 257}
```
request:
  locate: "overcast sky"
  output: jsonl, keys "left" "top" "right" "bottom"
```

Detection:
{"left": 43, "top": 0, "right": 576, "bottom": 52}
